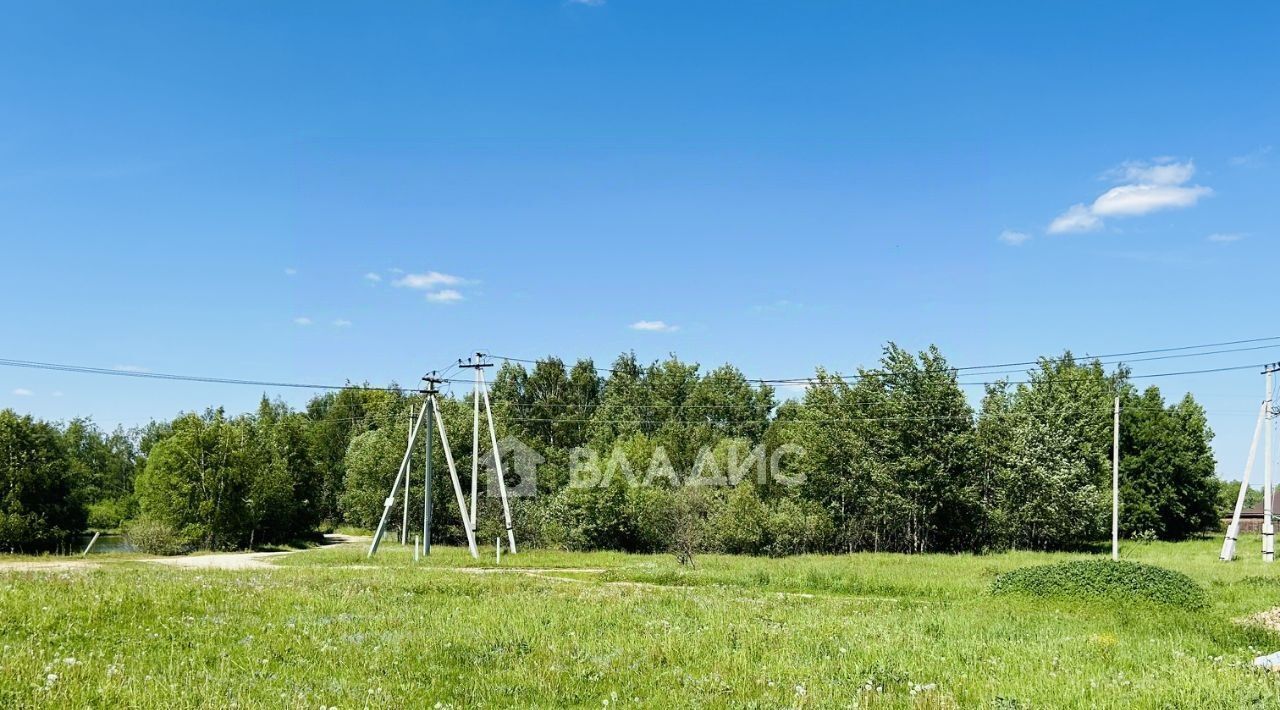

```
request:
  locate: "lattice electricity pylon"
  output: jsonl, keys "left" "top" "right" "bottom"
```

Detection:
{"left": 368, "top": 373, "right": 479, "bottom": 559}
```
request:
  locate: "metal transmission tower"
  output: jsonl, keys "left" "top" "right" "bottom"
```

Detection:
{"left": 368, "top": 373, "right": 479, "bottom": 559}
{"left": 458, "top": 353, "right": 518, "bottom": 554}
{"left": 1221, "top": 362, "right": 1280, "bottom": 562}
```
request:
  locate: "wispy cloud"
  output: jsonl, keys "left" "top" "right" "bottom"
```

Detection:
{"left": 52, "top": 391, "right": 64, "bottom": 398}
{"left": 284, "top": 267, "right": 298, "bottom": 276}
{"left": 1230, "top": 145, "right": 1272, "bottom": 167}
{"left": 1048, "top": 204, "right": 1102, "bottom": 234}
{"left": 569, "top": 0, "right": 606, "bottom": 5}
{"left": 754, "top": 299, "right": 802, "bottom": 313}
{"left": 12, "top": 388, "right": 33, "bottom": 396}
{"left": 1048, "top": 158, "right": 1211, "bottom": 234}
{"left": 112, "top": 364, "right": 150, "bottom": 373}
{"left": 332, "top": 318, "right": 353, "bottom": 327}
{"left": 364, "top": 272, "right": 382, "bottom": 283}
{"left": 393, "top": 271, "right": 464, "bottom": 290}
{"left": 426, "top": 289, "right": 464, "bottom": 304}
{"left": 998, "top": 230, "right": 1031, "bottom": 246}
{"left": 1207, "top": 232, "right": 1245, "bottom": 244}
{"left": 630, "top": 320, "right": 679, "bottom": 333}
{"left": 294, "top": 316, "right": 313, "bottom": 326}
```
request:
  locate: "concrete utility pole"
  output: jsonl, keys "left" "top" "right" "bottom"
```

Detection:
{"left": 423, "top": 387, "right": 434, "bottom": 556}
{"left": 1221, "top": 399, "right": 1267, "bottom": 561}
{"left": 369, "top": 372, "right": 478, "bottom": 559}
{"left": 458, "top": 353, "right": 518, "bottom": 553}
{"left": 1112, "top": 396, "right": 1120, "bottom": 561}
{"left": 1266, "top": 364, "right": 1277, "bottom": 562}
{"left": 401, "top": 405, "right": 412, "bottom": 545}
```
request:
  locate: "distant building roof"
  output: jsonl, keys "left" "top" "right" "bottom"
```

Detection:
{"left": 1241, "top": 493, "right": 1280, "bottom": 518}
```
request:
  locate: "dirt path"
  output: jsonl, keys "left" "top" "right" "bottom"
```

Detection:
{"left": 148, "top": 533, "right": 368, "bottom": 570}
{"left": 0, "top": 559, "right": 101, "bottom": 573}
{"left": 0, "top": 533, "right": 367, "bottom": 573}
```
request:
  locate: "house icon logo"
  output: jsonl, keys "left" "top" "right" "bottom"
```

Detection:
{"left": 481, "top": 436, "right": 544, "bottom": 498}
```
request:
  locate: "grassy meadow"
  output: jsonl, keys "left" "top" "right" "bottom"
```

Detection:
{"left": 2, "top": 536, "right": 1280, "bottom": 708}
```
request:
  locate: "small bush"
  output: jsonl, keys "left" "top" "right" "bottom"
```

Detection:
{"left": 991, "top": 560, "right": 1206, "bottom": 609}
{"left": 87, "top": 497, "right": 135, "bottom": 530}
{"left": 123, "top": 517, "right": 187, "bottom": 556}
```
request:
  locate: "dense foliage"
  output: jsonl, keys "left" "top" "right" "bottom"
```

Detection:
{"left": 0, "top": 342, "right": 1229, "bottom": 554}
{"left": 991, "top": 560, "right": 1208, "bottom": 609}
{"left": 0, "top": 411, "right": 86, "bottom": 552}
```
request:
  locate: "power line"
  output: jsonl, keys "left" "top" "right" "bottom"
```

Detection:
{"left": 2, "top": 342, "right": 1273, "bottom": 402}
{"left": 489, "top": 336, "right": 1280, "bottom": 385}
{"left": 0, "top": 357, "right": 472, "bottom": 391}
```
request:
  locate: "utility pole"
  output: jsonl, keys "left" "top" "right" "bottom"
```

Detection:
{"left": 459, "top": 353, "right": 518, "bottom": 553}
{"left": 1112, "top": 396, "right": 1120, "bottom": 561}
{"left": 1221, "top": 399, "right": 1267, "bottom": 561}
{"left": 369, "top": 400, "right": 429, "bottom": 558}
{"left": 370, "top": 371, "right": 477, "bottom": 559}
{"left": 401, "top": 405, "right": 412, "bottom": 545}
{"left": 1266, "top": 364, "right": 1277, "bottom": 562}
{"left": 469, "top": 358, "right": 481, "bottom": 528}
{"left": 422, "top": 374, "right": 438, "bottom": 556}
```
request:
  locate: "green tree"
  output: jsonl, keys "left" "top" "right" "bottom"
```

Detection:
{"left": 62, "top": 418, "right": 137, "bottom": 529}
{"left": 784, "top": 345, "right": 981, "bottom": 553}
{"left": 981, "top": 355, "right": 1117, "bottom": 550}
{"left": 1119, "top": 389, "right": 1219, "bottom": 540}
{"left": 0, "top": 410, "right": 86, "bottom": 552}
{"left": 135, "top": 410, "right": 252, "bottom": 550}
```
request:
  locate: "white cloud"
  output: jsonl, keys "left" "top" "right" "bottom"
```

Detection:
{"left": 364, "top": 272, "right": 382, "bottom": 283}
{"left": 630, "top": 320, "right": 679, "bottom": 332}
{"left": 112, "top": 364, "right": 150, "bottom": 373}
{"left": 426, "top": 289, "right": 464, "bottom": 304}
{"left": 52, "top": 391, "right": 64, "bottom": 398}
{"left": 1048, "top": 159, "right": 1210, "bottom": 234}
{"left": 12, "top": 388, "right": 33, "bottom": 396}
{"left": 998, "top": 230, "right": 1031, "bottom": 246}
{"left": 1090, "top": 183, "right": 1212, "bottom": 217}
{"left": 294, "top": 316, "right": 313, "bottom": 326}
{"left": 333, "top": 318, "right": 353, "bottom": 327}
{"left": 1048, "top": 204, "right": 1102, "bottom": 234}
{"left": 1230, "top": 145, "right": 1272, "bottom": 167}
{"left": 1103, "top": 159, "right": 1195, "bottom": 186}
{"left": 394, "top": 271, "right": 463, "bottom": 290}
{"left": 754, "top": 299, "right": 802, "bottom": 313}
{"left": 284, "top": 267, "right": 298, "bottom": 276}
{"left": 1207, "top": 232, "right": 1244, "bottom": 243}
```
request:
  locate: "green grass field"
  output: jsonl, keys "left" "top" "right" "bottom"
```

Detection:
{"left": 3, "top": 537, "right": 1280, "bottom": 708}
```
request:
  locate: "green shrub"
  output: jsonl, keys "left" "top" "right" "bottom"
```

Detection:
{"left": 765, "top": 498, "right": 835, "bottom": 557}
{"left": 87, "top": 496, "right": 135, "bottom": 530}
{"left": 991, "top": 560, "right": 1206, "bottom": 609}
{"left": 123, "top": 516, "right": 188, "bottom": 556}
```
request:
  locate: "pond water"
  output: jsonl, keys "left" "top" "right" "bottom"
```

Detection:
{"left": 74, "top": 533, "right": 136, "bottom": 554}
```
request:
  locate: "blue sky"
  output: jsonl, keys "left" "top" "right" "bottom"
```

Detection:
{"left": 1, "top": 1, "right": 1276, "bottom": 478}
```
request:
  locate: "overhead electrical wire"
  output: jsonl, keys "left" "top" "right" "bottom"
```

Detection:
{"left": 488, "top": 336, "right": 1280, "bottom": 385}
{"left": 3, "top": 334, "right": 1278, "bottom": 401}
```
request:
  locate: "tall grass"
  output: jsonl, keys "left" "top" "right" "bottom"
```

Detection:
{"left": 1, "top": 536, "right": 1278, "bottom": 707}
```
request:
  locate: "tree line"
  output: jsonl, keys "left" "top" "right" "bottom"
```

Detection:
{"left": 0, "top": 344, "right": 1225, "bottom": 556}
